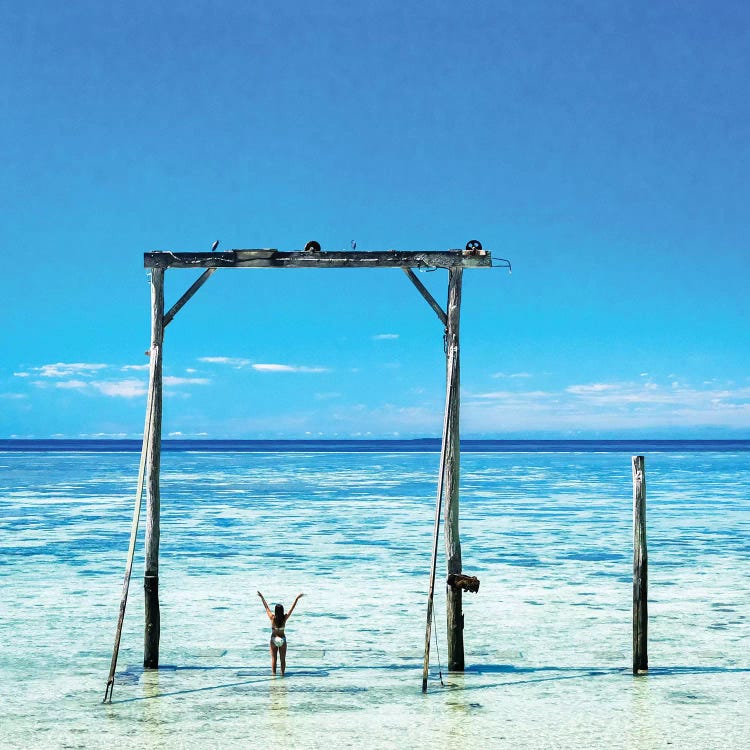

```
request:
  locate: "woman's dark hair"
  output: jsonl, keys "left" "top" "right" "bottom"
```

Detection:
{"left": 273, "top": 603, "right": 285, "bottom": 628}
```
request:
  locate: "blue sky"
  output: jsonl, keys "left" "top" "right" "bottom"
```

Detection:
{"left": 2, "top": 1, "right": 749, "bottom": 439}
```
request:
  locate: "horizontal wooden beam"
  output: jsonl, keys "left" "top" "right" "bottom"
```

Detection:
{"left": 144, "top": 249, "right": 492, "bottom": 270}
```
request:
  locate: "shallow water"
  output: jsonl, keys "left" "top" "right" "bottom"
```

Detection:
{"left": 1, "top": 448, "right": 748, "bottom": 748}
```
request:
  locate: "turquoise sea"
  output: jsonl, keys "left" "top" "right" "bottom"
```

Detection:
{"left": 1, "top": 441, "right": 748, "bottom": 749}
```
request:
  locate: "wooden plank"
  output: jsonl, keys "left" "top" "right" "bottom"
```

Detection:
{"left": 103, "top": 353, "right": 158, "bottom": 702}
{"left": 444, "top": 267, "right": 464, "bottom": 672}
{"left": 144, "top": 268, "right": 164, "bottom": 669}
{"left": 145, "top": 250, "right": 492, "bottom": 270}
{"left": 632, "top": 455, "right": 648, "bottom": 674}
{"left": 402, "top": 268, "right": 448, "bottom": 326}
{"left": 422, "top": 298, "right": 459, "bottom": 693}
{"left": 163, "top": 268, "right": 217, "bottom": 328}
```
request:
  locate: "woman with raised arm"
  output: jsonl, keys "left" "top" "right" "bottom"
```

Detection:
{"left": 257, "top": 591, "right": 304, "bottom": 676}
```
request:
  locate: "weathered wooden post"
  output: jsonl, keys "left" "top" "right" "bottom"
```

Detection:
{"left": 632, "top": 455, "right": 648, "bottom": 674}
{"left": 144, "top": 267, "right": 164, "bottom": 669}
{"left": 444, "top": 267, "right": 464, "bottom": 671}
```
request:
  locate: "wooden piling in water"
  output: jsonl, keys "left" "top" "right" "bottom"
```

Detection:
{"left": 144, "top": 267, "right": 164, "bottom": 669}
{"left": 632, "top": 455, "right": 648, "bottom": 674}
{"left": 444, "top": 268, "right": 464, "bottom": 671}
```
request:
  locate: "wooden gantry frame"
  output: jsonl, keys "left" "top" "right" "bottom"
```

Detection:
{"left": 104, "top": 243, "right": 504, "bottom": 701}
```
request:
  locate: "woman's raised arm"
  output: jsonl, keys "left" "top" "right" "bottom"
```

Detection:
{"left": 284, "top": 593, "right": 304, "bottom": 621}
{"left": 257, "top": 591, "right": 273, "bottom": 619}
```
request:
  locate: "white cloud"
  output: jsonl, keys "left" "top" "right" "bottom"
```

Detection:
{"left": 22, "top": 365, "right": 209, "bottom": 400}
{"left": 55, "top": 380, "right": 89, "bottom": 390}
{"left": 491, "top": 372, "right": 532, "bottom": 379}
{"left": 199, "top": 356, "right": 251, "bottom": 367}
{"left": 0, "top": 393, "right": 27, "bottom": 400}
{"left": 35, "top": 362, "right": 108, "bottom": 378}
{"left": 13, "top": 372, "right": 29, "bottom": 378}
{"left": 566, "top": 383, "right": 621, "bottom": 396}
{"left": 470, "top": 390, "right": 554, "bottom": 401}
{"left": 92, "top": 380, "right": 147, "bottom": 398}
{"left": 251, "top": 363, "right": 295, "bottom": 372}
{"left": 81, "top": 432, "right": 131, "bottom": 439}
{"left": 163, "top": 376, "right": 210, "bottom": 386}
{"left": 87, "top": 376, "right": 207, "bottom": 397}
{"left": 373, "top": 333, "right": 399, "bottom": 340}
{"left": 328, "top": 403, "right": 440, "bottom": 432}
{"left": 225, "top": 402, "right": 439, "bottom": 436}
{"left": 462, "top": 378, "right": 750, "bottom": 433}
{"left": 35, "top": 379, "right": 136, "bottom": 398}
{"left": 252, "top": 364, "right": 329, "bottom": 373}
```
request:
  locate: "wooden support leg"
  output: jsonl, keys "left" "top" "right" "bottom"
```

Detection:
{"left": 144, "top": 574, "right": 160, "bottom": 667}
{"left": 144, "top": 268, "right": 164, "bottom": 669}
{"left": 421, "top": 268, "right": 464, "bottom": 692}
{"left": 633, "top": 455, "right": 648, "bottom": 674}
{"left": 103, "top": 366, "right": 157, "bottom": 701}
{"left": 444, "top": 268, "right": 464, "bottom": 672}
{"left": 421, "top": 331, "right": 455, "bottom": 691}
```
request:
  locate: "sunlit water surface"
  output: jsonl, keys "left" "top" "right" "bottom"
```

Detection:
{"left": 1, "top": 447, "right": 748, "bottom": 748}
